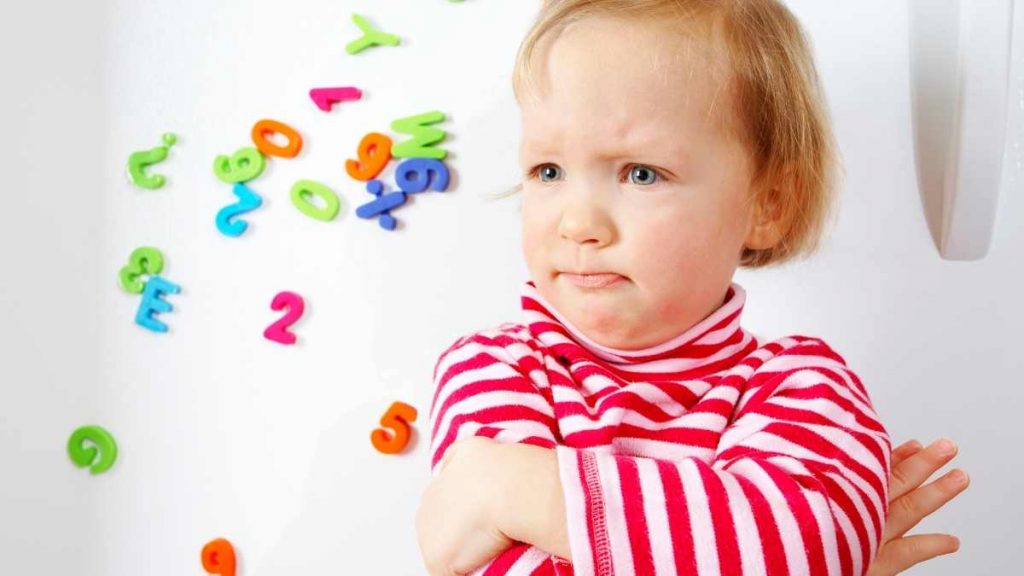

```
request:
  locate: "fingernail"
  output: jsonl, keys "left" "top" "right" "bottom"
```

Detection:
{"left": 947, "top": 470, "right": 968, "bottom": 485}
{"left": 935, "top": 438, "right": 958, "bottom": 455}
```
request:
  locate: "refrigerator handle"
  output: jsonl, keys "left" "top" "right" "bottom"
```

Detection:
{"left": 908, "top": 0, "right": 1015, "bottom": 260}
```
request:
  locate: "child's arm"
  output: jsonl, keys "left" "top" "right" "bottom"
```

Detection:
{"left": 423, "top": 332, "right": 566, "bottom": 574}
{"left": 428, "top": 331, "right": 561, "bottom": 474}
{"left": 491, "top": 441, "right": 572, "bottom": 560}
{"left": 492, "top": 337, "right": 891, "bottom": 576}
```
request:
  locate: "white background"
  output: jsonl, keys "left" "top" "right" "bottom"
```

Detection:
{"left": 1, "top": 1, "right": 1022, "bottom": 574}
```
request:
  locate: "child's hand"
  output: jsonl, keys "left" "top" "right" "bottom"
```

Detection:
{"left": 866, "top": 438, "right": 969, "bottom": 576}
{"left": 416, "top": 436, "right": 516, "bottom": 576}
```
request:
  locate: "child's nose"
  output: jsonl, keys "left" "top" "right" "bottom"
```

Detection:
{"left": 557, "top": 193, "right": 615, "bottom": 247}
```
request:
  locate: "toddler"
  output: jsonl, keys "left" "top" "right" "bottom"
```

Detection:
{"left": 418, "top": 1, "right": 891, "bottom": 574}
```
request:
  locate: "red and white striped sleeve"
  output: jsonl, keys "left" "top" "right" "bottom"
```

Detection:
{"left": 429, "top": 330, "right": 562, "bottom": 476}
{"left": 556, "top": 338, "right": 892, "bottom": 576}
{"left": 428, "top": 330, "right": 571, "bottom": 575}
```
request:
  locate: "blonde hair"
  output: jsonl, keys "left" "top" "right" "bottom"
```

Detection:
{"left": 499, "top": 0, "right": 844, "bottom": 269}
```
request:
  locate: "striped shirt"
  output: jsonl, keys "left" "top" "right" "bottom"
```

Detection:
{"left": 428, "top": 280, "right": 891, "bottom": 576}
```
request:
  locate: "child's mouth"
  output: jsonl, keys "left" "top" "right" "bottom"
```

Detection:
{"left": 560, "top": 272, "right": 625, "bottom": 289}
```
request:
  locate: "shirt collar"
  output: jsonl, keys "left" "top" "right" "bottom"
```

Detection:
{"left": 521, "top": 280, "right": 758, "bottom": 375}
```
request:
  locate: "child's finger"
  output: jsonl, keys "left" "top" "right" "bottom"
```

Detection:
{"left": 891, "top": 439, "right": 924, "bottom": 468}
{"left": 870, "top": 533, "right": 961, "bottom": 576}
{"left": 889, "top": 438, "right": 959, "bottom": 502}
{"left": 884, "top": 468, "right": 970, "bottom": 541}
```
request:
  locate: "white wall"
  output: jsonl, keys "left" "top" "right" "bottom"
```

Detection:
{"left": 0, "top": 0, "right": 106, "bottom": 573}
{"left": 1, "top": 1, "right": 1021, "bottom": 575}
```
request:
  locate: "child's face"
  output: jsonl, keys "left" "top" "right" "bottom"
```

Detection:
{"left": 518, "top": 16, "right": 765, "bottom": 350}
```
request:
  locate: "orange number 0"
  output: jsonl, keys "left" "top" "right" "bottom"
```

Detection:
{"left": 251, "top": 119, "right": 303, "bottom": 159}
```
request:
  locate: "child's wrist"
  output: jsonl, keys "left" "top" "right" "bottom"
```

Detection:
{"left": 492, "top": 442, "right": 570, "bottom": 559}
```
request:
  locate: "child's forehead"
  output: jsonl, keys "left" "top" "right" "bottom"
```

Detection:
{"left": 521, "top": 102, "right": 689, "bottom": 144}
{"left": 518, "top": 16, "right": 733, "bottom": 130}
{"left": 519, "top": 116, "right": 695, "bottom": 170}
{"left": 519, "top": 100, "right": 704, "bottom": 174}
{"left": 518, "top": 65, "right": 730, "bottom": 156}
{"left": 531, "top": 14, "right": 727, "bottom": 84}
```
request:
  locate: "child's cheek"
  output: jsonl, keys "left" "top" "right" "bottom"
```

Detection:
{"left": 521, "top": 198, "right": 553, "bottom": 264}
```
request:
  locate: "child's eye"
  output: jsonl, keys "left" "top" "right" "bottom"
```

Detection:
{"left": 626, "top": 164, "right": 660, "bottom": 186}
{"left": 532, "top": 163, "right": 563, "bottom": 183}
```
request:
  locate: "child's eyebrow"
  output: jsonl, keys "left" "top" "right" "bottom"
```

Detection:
{"left": 519, "top": 141, "right": 563, "bottom": 163}
{"left": 522, "top": 138, "right": 690, "bottom": 169}
{"left": 594, "top": 146, "right": 689, "bottom": 166}
{"left": 524, "top": 144, "right": 557, "bottom": 157}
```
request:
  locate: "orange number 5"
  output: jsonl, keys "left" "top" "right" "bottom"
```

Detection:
{"left": 371, "top": 401, "right": 417, "bottom": 455}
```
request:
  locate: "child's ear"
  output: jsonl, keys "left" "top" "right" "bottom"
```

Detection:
{"left": 743, "top": 174, "right": 790, "bottom": 251}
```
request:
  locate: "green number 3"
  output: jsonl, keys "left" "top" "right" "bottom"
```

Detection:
{"left": 118, "top": 246, "right": 164, "bottom": 294}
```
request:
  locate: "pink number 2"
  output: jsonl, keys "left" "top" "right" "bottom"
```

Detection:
{"left": 264, "top": 291, "right": 305, "bottom": 345}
